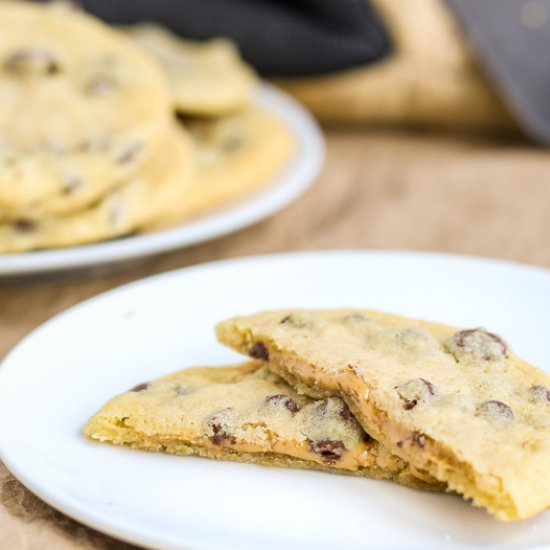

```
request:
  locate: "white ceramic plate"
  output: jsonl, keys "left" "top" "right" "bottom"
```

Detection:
{"left": 1, "top": 251, "right": 549, "bottom": 550}
{"left": 0, "top": 85, "right": 323, "bottom": 277}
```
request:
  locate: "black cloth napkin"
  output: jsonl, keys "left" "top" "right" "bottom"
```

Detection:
{"left": 81, "top": 0, "right": 391, "bottom": 77}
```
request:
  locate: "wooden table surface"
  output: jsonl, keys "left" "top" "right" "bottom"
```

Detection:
{"left": 2, "top": 128, "right": 550, "bottom": 549}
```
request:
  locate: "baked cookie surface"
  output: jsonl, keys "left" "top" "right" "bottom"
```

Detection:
{"left": 0, "top": 2, "right": 170, "bottom": 216}
{"left": 84, "top": 361, "right": 441, "bottom": 490}
{"left": 154, "top": 108, "right": 294, "bottom": 226}
{"left": 216, "top": 309, "right": 550, "bottom": 521}
{"left": 128, "top": 23, "right": 257, "bottom": 116}
{"left": 0, "top": 125, "right": 194, "bottom": 252}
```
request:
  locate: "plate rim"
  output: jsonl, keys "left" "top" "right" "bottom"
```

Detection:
{"left": 3, "top": 248, "right": 550, "bottom": 347}
{"left": 2, "top": 248, "right": 550, "bottom": 365}
{"left": 0, "top": 83, "right": 324, "bottom": 277}
{"left": 1, "top": 249, "right": 550, "bottom": 550}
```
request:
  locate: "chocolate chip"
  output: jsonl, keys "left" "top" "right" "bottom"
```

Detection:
{"left": 446, "top": 328, "right": 508, "bottom": 362}
{"left": 207, "top": 408, "right": 236, "bottom": 445}
{"left": 116, "top": 143, "right": 142, "bottom": 165}
{"left": 130, "top": 382, "right": 149, "bottom": 392}
{"left": 476, "top": 400, "right": 514, "bottom": 423}
{"left": 175, "top": 112, "right": 191, "bottom": 125}
{"left": 395, "top": 378, "right": 438, "bottom": 410}
{"left": 186, "top": 120, "right": 210, "bottom": 141}
{"left": 339, "top": 402, "right": 366, "bottom": 434}
{"left": 13, "top": 219, "right": 36, "bottom": 233}
{"left": 530, "top": 385, "right": 550, "bottom": 403}
{"left": 280, "top": 312, "right": 311, "bottom": 328}
{"left": 264, "top": 394, "right": 299, "bottom": 412}
{"left": 174, "top": 384, "right": 190, "bottom": 396}
{"left": 309, "top": 439, "right": 346, "bottom": 463}
{"left": 5, "top": 48, "right": 60, "bottom": 76}
{"left": 249, "top": 342, "right": 269, "bottom": 361}
{"left": 63, "top": 176, "right": 83, "bottom": 195}
{"left": 209, "top": 432, "right": 235, "bottom": 446}
{"left": 222, "top": 135, "right": 243, "bottom": 153}
{"left": 339, "top": 402, "right": 354, "bottom": 422}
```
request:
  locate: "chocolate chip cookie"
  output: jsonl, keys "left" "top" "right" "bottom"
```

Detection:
{"left": 216, "top": 309, "right": 550, "bottom": 521}
{"left": 0, "top": 2, "right": 170, "bottom": 217}
{"left": 0, "top": 125, "right": 194, "bottom": 252}
{"left": 84, "top": 361, "right": 442, "bottom": 490}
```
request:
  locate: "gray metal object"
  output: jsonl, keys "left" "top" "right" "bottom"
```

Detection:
{"left": 447, "top": 0, "right": 550, "bottom": 144}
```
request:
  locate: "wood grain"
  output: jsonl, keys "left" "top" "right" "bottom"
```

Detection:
{"left": 1, "top": 128, "right": 550, "bottom": 548}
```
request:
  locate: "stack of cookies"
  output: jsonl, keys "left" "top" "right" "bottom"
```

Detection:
{"left": 86, "top": 308, "right": 550, "bottom": 522}
{"left": 0, "top": 2, "right": 294, "bottom": 253}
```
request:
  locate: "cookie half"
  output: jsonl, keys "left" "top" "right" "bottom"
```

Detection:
{"left": 84, "top": 361, "right": 442, "bottom": 491}
{"left": 217, "top": 309, "right": 550, "bottom": 521}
